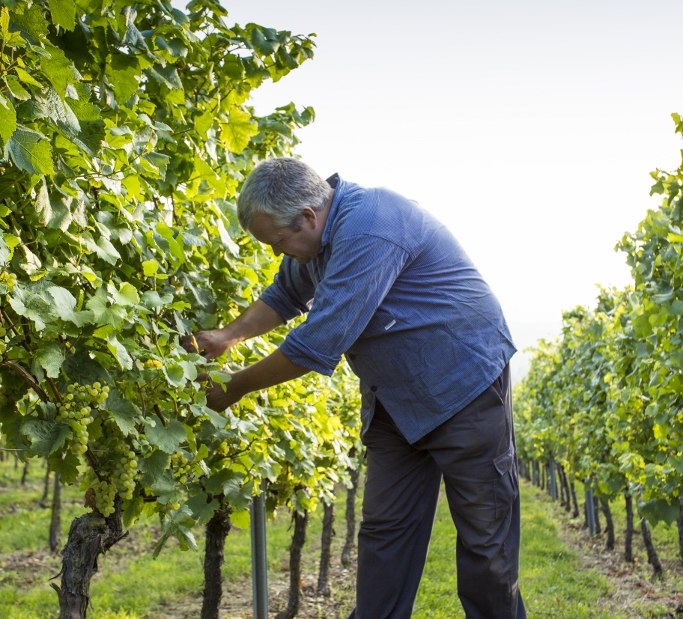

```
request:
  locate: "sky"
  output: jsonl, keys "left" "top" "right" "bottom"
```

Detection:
{"left": 224, "top": 0, "right": 683, "bottom": 380}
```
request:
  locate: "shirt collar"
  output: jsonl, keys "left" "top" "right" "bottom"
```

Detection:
{"left": 321, "top": 173, "right": 343, "bottom": 248}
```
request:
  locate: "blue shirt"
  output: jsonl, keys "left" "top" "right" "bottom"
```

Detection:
{"left": 259, "top": 175, "right": 516, "bottom": 443}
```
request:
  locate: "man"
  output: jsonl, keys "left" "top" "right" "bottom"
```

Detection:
{"left": 187, "top": 157, "right": 526, "bottom": 619}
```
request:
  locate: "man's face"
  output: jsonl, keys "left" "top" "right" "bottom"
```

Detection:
{"left": 249, "top": 210, "right": 323, "bottom": 264}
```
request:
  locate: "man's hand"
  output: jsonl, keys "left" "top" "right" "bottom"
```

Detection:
{"left": 181, "top": 301, "right": 285, "bottom": 360}
{"left": 196, "top": 372, "right": 243, "bottom": 411}
{"left": 181, "top": 328, "right": 233, "bottom": 360}
{"left": 199, "top": 349, "right": 309, "bottom": 412}
{"left": 205, "top": 379, "right": 238, "bottom": 411}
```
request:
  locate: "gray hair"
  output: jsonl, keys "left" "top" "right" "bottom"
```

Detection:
{"left": 237, "top": 158, "right": 332, "bottom": 230}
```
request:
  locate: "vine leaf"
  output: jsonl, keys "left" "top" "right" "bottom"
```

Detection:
{"left": 37, "top": 342, "right": 65, "bottom": 378}
{"left": 0, "top": 94, "right": 17, "bottom": 145}
{"left": 47, "top": 0, "right": 76, "bottom": 31}
{"left": 22, "top": 419, "right": 70, "bottom": 457}
{"left": 146, "top": 418, "right": 187, "bottom": 453}
{"left": 106, "top": 389, "right": 140, "bottom": 435}
{"left": 6, "top": 127, "right": 54, "bottom": 176}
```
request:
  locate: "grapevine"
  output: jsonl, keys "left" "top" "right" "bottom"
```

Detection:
{"left": 56, "top": 382, "right": 109, "bottom": 458}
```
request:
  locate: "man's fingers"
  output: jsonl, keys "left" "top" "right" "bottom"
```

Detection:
{"left": 181, "top": 334, "right": 204, "bottom": 354}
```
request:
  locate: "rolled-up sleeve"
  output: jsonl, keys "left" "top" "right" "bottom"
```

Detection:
{"left": 279, "top": 233, "right": 410, "bottom": 375}
{"left": 259, "top": 259, "right": 316, "bottom": 322}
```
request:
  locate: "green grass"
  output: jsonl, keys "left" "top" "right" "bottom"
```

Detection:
{"left": 515, "top": 484, "right": 615, "bottom": 619}
{"left": 1, "top": 458, "right": 681, "bottom": 618}
{"left": 412, "top": 480, "right": 616, "bottom": 619}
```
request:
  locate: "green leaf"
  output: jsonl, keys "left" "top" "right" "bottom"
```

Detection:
{"left": 8, "top": 283, "right": 53, "bottom": 331}
{"left": 204, "top": 468, "right": 235, "bottom": 496}
{"left": 198, "top": 406, "right": 227, "bottom": 430}
{"left": 22, "top": 419, "right": 70, "bottom": 457}
{"left": 11, "top": 3, "right": 49, "bottom": 40}
{"left": 47, "top": 0, "right": 76, "bottom": 31}
{"left": 154, "top": 508, "right": 197, "bottom": 557}
{"left": 31, "top": 87, "right": 87, "bottom": 150}
{"left": 142, "top": 152, "right": 171, "bottom": 180}
{"left": 6, "top": 127, "right": 54, "bottom": 176}
{"left": 0, "top": 94, "right": 16, "bottom": 146}
{"left": 141, "top": 290, "right": 171, "bottom": 308}
{"left": 652, "top": 287, "right": 673, "bottom": 303}
{"left": 250, "top": 27, "right": 277, "bottom": 55}
{"left": 112, "top": 282, "right": 140, "bottom": 306}
{"left": 86, "top": 288, "right": 126, "bottom": 327}
{"left": 95, "top": 235, "right": 121, "bottom": 264}
{"left": 48, "top": 450, "right": 80, "bottom": 483}
{"left": 186, "top": 492, "right": 219, "bottom": 524}
{"left": 35, "top": 180, "right": 52, "bottom": 225}
{"left": 4, "top": 76, "right": 31, "bottom": 101}
{"left": 194, "top": 109, "right": 213, "bottom": 137}
{"left": 122, "top": 5, "right": 149, "bottom": 51}
{"left": 37, "top": 343, "right": 65, "bottom": 378}
{"left": 42, "top": 44, "right": 76, "bottom": 97}
{"left": 139, "top": 450, "right": 171, "bottom": 486}
{"left": 146, "top": 419, "right": 187, "bottom": 453}
{"left": 163, "top": 363, "right": 185, "bottom": 387}
{"left": 106, "top": 389, "right": 140, "bottom": 435}
{"left": 639, "top": 498, "right": 680, "bottom": 526}
{"left": 46, "top": 286, "right": 76, "bottom": 319}
{"left": 107, "top": 336, "right": 133, "bottom": 370}
{"left": 66, "top": 89, "right": 105, "bottom": 154}
{"left": 146, "top": 63, "right": 184, "bottom": 90}
{"left": 62, "top": 348, "right": 110, "bottom": 385}
{"left": 105, "top": 53, "right": 140, "bottom": 104}
{"left": 47, "top": 195, "right": 73, "bottom": 231}
{"left": 43, "top": 286, "right": 93, "bottom": 327}
{"left": 0, "top": 235, "right": 9, "bottom": 266}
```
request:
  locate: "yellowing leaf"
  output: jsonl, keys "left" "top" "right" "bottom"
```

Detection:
{"left": 0, "top": 7, "right": 9, "bottom": 36}
{"left": 229, "top": 508, "right": 251, "bottom": 529}
{"left": 15, "top": 67, "right": 43, "bottom": 88}
{"left": 220, "top": 106, "right": 258, "bottom": 154}
{"left": 0, "top": 94, "right": 16, "bottom": 145}
{"left": 142, "top": 259, "right": 159, "bottom": 277}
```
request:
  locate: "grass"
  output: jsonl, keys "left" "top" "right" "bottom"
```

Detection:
{"left": 1, "top": 457, "right": 681, "bottom": 618}
{"left": 412, "top": 480, "right": 616, "bottom": 619}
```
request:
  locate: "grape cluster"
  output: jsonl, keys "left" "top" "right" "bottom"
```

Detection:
{"left": 57, "top": 382, "right": 110, "bottom": 457}
{"left": 57, "top": 383, "right": 139, "bottom": 517}
{"left": 91, "top": 479, "right": 117, "bottom": 516}
{"left": 86, "top": 420, "right": 139, "bottom": 517}
{"left": 171, "top": 452, "right": 192, "bottom": 484}
{"left": 111, "top": 441, "right": 138, "bottom": 501}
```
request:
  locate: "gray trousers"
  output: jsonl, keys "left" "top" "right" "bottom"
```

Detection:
{"left": 348, "top": 366, "right": 526, "bottom": 619}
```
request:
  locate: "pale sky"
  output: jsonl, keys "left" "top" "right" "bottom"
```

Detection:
{"left": 225, "top": 0, "right": 683, "bottom": 380}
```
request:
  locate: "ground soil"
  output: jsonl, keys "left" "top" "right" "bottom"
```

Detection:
{"left": 542, "top": 489, "right": 683, "bottom": 619}
{"left": 156, "top": 490, "right": 683, "bottom": 619}
{"left": 155, "top": 554, "right": 357, "bottom": 619}
{"left": 3, "top": 481, "right": 681, "bottom": 618}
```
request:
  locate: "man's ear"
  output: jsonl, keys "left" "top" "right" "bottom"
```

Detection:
{"left": 301, "top": 207, "right": 318, "bottom": 229}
